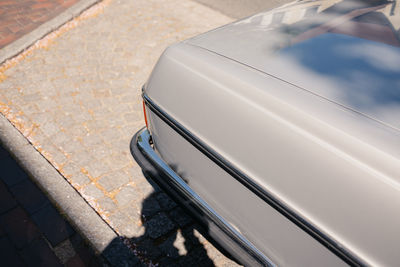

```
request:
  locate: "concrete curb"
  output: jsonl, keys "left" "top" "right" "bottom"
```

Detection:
{"left": 0, "top": 0, "right": 100, "bottom": 65}
{"left": 0, "top": 114, "right": 137, "bottom": 266}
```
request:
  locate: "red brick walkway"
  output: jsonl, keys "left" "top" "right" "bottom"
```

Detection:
{"left": 0, "top": 0, "right": 80, "bottom": 48}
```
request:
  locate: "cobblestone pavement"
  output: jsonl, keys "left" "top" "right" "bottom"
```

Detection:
{"left": 0, "top": 0, "right": 239, "bottom": 265}
{"left": 0, "top": 0, "right": 81, "bottom": 48}
{"left": 0, "top": 144, "right": 101, "bottom": 266}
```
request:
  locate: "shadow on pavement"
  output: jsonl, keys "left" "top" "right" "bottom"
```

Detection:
{"left": 0, "top": 140, "right": 220, "bottom": 266}
{"left": 101, "top": 181, "right": 217, "bottom": 266}
{"left": 0, "top": 144, "right": 102, "bottom": 267}
{"left": 129, "top": 191, "right": 215, "bottom": 266}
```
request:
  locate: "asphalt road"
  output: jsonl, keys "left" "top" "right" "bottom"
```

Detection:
{"left": 193, "top": 0, "right": 294, "bottom": 19}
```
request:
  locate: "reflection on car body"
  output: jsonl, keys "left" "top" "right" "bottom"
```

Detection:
{"left": 131, "top": 0, "right": 400, "bottom": 266}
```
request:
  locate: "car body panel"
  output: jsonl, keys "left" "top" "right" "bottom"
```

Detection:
{"left": 145, "top": 41, "right": 400, "bottom": 266}
{"left": 131, "top": 128, "right": 272, "bottom": 266}
{"left": 188, "top": 0, "right": 400, "bottom": 130}
{"left": 146, "top": 109, "right": 347, "bottom": 266}
{"left": 137, "top": 0, "right": 400, "bottom": 265}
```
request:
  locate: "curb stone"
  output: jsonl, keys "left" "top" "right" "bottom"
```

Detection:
{"left": 0, "top": 114, "right": 139, "bottom": 266}
{"left": 0, "top": 0, "right": 100, "bottom": 65}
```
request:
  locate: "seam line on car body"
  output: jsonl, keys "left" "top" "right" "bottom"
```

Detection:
{"left": 142, "top": 90, "right": 365, "bottom": 267}
{"left": 133, "top": 128, "right": 275, "bottom": 267}
{"left": 184, "top": 42, "right": 400, "bottom": 134}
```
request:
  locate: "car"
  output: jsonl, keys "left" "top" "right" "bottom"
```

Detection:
{"left": 130, "top": 0, "right": 400, "bottom": 266}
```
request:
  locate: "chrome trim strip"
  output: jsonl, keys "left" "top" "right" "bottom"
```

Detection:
{"left": 142, "top": 91, "right": 364, "bottom": 267}
{"left": 136, "top": 128, "right": 275, "bottom": 266}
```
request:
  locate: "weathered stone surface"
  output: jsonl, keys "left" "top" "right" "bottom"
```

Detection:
{"left": 0, "top": 0, "right": 238, "bottom": 265}
{"left": 115, "top": 185, "right": 140, "bottom": 207}
{"left": 145, "top": 213, "right": 176, "bottom": 240}
{"left": 107, "top": 210, "right": 131, "bottom": 231}
{"left": 97, "top": 171, "right": 129, "bottom": 192}
{"left": 140, "top": 195, "right": 161, "bottom": 220}
{"left": 156, "top": 192, "right": 178, "bottom": 211}
{"left": 81, "top": 183, "right": 104, "bottom": 200}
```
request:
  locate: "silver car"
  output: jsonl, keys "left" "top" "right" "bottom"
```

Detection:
{"left": 131, "top": 0, "right": 400, "bottom": 266}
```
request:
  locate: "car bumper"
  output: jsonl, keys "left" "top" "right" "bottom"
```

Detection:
{"left": 130, "top": 127, "right": 274, "bottom": 267}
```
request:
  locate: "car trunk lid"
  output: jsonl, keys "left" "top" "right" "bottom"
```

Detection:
{"left": 187, "top": 0, "right": 400, "bottom": 130}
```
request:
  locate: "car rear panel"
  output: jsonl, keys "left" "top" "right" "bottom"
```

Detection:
{"left": 146, "top": 106, "right": 346, "bottom": 267}
{"left": 144, "top": 42, "right": 400, "bottom": 266}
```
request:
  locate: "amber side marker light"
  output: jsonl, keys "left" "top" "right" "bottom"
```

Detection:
{"left": 143, "top": 100, "right": 149, "bottom": 128}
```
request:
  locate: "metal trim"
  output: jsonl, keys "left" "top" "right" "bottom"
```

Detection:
{"left": 136, "top": 128, "right": 275, "bottom": 266}
{"left": 142, "top": 91, "right": 364, "bottom": 267}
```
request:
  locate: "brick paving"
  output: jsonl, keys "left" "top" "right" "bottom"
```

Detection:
{"left": 0, "top": 0, "right": 81, "bottom": 48}
{"left": 0, "top": 0, "right": 241, "bottom": 265}
{"left": 0, "top": 144, "right": 101, "bottom": 266}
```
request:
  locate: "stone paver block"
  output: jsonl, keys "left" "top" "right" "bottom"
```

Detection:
{"left": 62, "top": 161, "right": 81, "bottom": 177}
{"left": 53, "top": 239, "right": 76, "bottom": 264}
{"left": 156, "top": 192, "right": 178, "bottom": 211}
{"left": 38, "top": 143, "right": 68, "bottom": 166}
{"left": 56, "top": 138, "right": 84, "bottom": 156}
{"left": 159, "top": 233, "right": 183, "bottom": 260}
{"left": 82, "top": 133, "right": 104, "bottom": 148}
{"left": 0, "top": 143, "right": 102, "bottom": 266}
{"left": 65, "top": 255, "right": 87, "bottom": 267}
{"left": 69, "top": 172, "right": 91, "bottom": 187}
{"left": 108, "top": 210, "right": 131, "bottom": 231}
{"left": 0, "top": 207, "right": 40, "bottom": 249}
{"left": 40, "top": 121, "right": 61, "bottom": 138}
{"left": 0, "top": 147, "right": 10, "bottom": 160}
{"left": 182, "top": 226, "right": 206, "bottom": 254}
{"left": 81, "top": 183, "right": 104, "bottom": 200}
{"left": 140, "top": 195, "right": 161, "bottom": 220}
{"left": 121, "top": 204, "right": 142, "bottom": 223}
{"left": 0, "top": 237, "right": 25, "bottom": 267}
{"left": 145, "top": 213, "right": 176, "bottom": 240}
{"left": 96, "top": 196, "right": 117, "bottom": 214}
{"left": 118, "top": 222, "right": 145, "bottom": 238}
{"left": 136, "top": 179, "right": 156, "bottom": 198}
{"left": 135, "top": 238, "right": 163, "bottom": 260}
{"left": 106, "top": 153, "right": 130, "bottom": 170}
{"left": 0, "top": 147, "right": 9, "bottom": 159}
{"left": 85, "top": 159, "right": 111, "bottom": 178}
{"left": 10, "top": 179, "right": 49, "bottom": 214}
{"left": 157, "top": 257, "right": 181, "bottom": 266}
{"left": 31, "top": 203, "right": 74, "bottom": 246}
{"left": 66, "top": 233, "right": 101, "bottom": 266}
{"left": 97, "top": 170, "right": 129, "bottom": 192}
{"left": 20, "top": 238, "right": 63, "bottom": 267}
{"left": 0, "top": 157, "right": 27, "bottom": 186}
{"left": 177, "top": 245, "right": 215, "bottom": 267}
{"left": 115, "top": 185, "right": 140, "bottom": 207}
{"left": 69, "top": 150, "right": 94, "bottom": 170}
{"left": 0, "top": 181, "right": 17, "bottom": 214}
{"left": 102, "top": 237, "right": 143, "bottom": 267}
{"left": 88, "top": 145, "right": 112, "bottom": 161}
